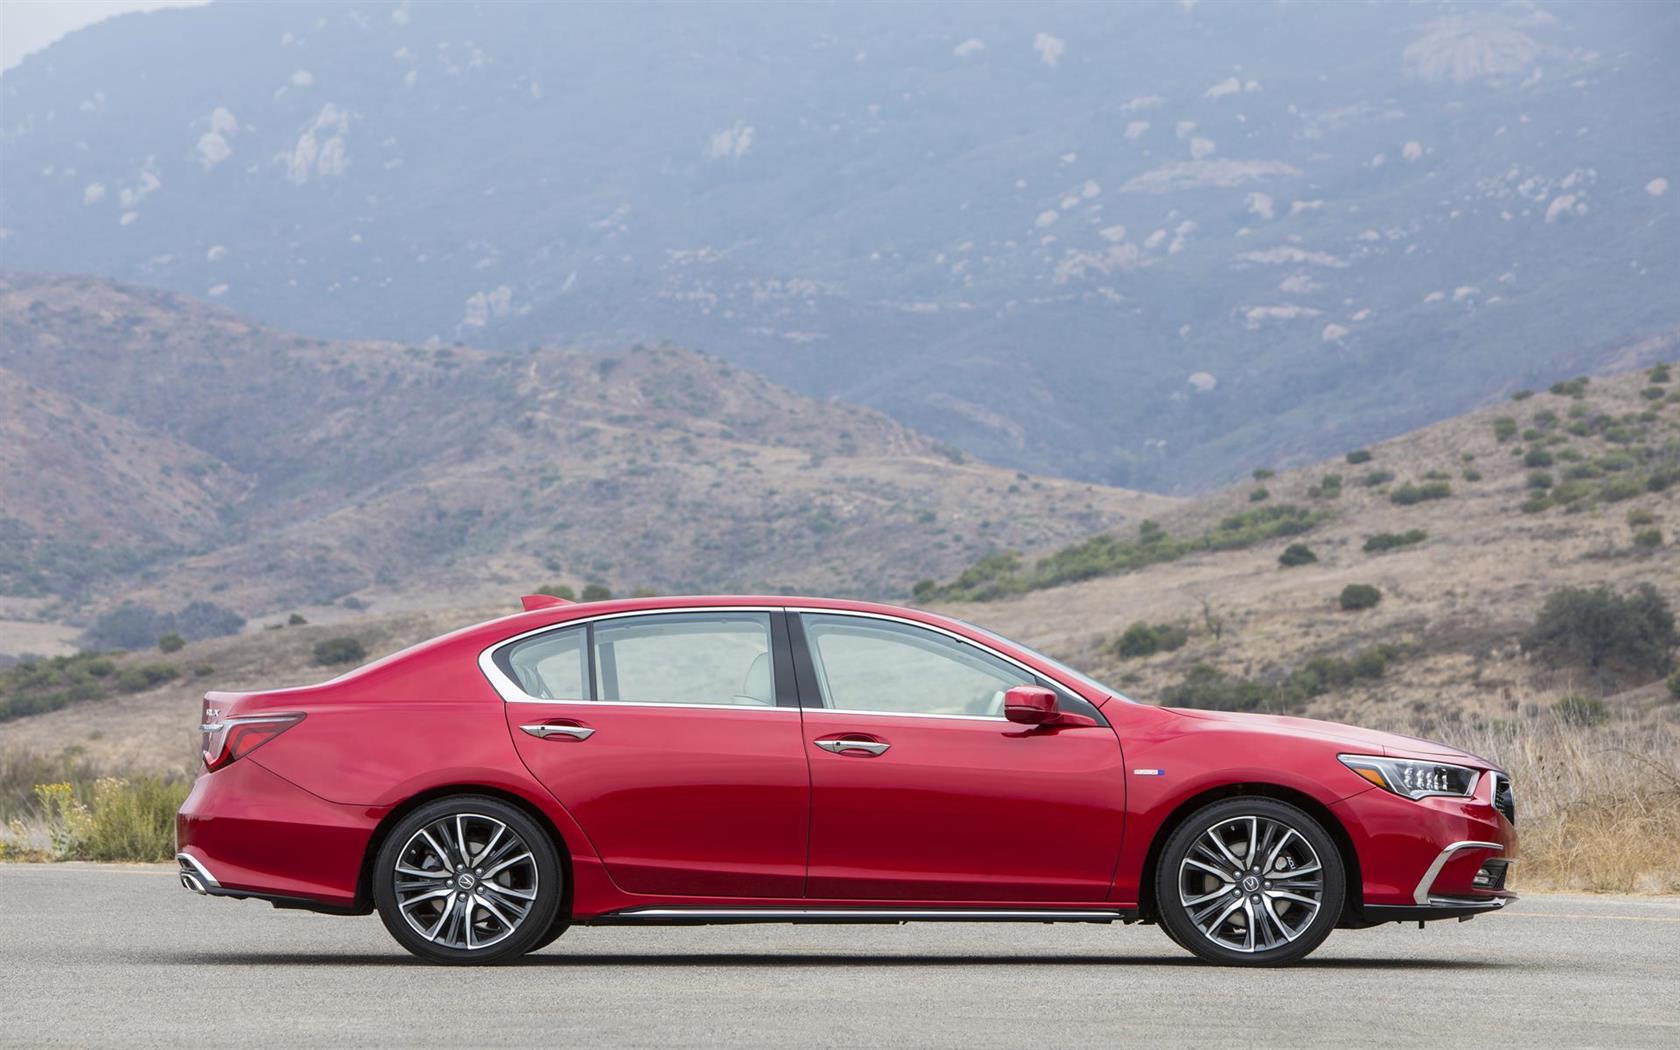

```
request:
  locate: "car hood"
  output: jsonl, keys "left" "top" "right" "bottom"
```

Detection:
{"left": 1161, "top": 707, "right": 1498, "bottom": 769}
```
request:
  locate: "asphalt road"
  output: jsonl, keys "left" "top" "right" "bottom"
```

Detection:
{"left": 2, "top": 865, "right": 1677, "bottom": 1048}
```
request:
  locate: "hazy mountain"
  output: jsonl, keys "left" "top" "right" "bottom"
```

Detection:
{"left": 2, "top": 1, "right": 1676, "bottom": 488}
{"left": 0, "top": 272, "right": 1171, "bottom": 625}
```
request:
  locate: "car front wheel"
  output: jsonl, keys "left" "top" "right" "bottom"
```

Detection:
{"left": 1155, "top": 797, "right": 1345, "bottom": 965}
{"left": 373, "top": 795, "right": 563, "bottom": 964}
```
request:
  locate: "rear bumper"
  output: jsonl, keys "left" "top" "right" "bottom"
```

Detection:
{"left": 1332, "top": 778, "right": 1518, "bottom": 918}
{"left": 176, "top": 757, "right": 378, "bottom": 911}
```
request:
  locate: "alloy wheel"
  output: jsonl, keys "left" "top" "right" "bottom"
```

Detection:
{"left": 391, "top": 812, "right": 540, "bottom": 952}
{"left": 1175, "top": 813, "right": 1325, "bottom": 953}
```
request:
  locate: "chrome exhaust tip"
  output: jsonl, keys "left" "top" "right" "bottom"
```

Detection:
{"left": 176, "top": 851, "right": 219, "bottom": 895}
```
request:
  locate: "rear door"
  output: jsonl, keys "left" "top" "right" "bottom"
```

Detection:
{"left": 492, "top": 610, "right": 808, "bottom": 898}
{"left": 793, "top": 611, "right": 1127, "bottom": 902}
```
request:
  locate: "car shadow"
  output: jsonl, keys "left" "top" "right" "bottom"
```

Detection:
{"left": 144, "top": 950, "right": 1516, "bottom": 970}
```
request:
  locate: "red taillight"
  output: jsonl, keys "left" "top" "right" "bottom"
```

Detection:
{"left": 202, "top": 713, "right": 304, "bottom": 771}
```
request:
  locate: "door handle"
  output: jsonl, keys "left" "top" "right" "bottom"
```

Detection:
{"left": 814, "top": 737, "right": 889, "bottom": 756}
{"left": 521, "top": 723, "right": 595, "bottom": 741}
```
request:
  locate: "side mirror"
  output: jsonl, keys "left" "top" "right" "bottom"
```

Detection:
{"left": 1004, "top": 685, "right": 1059, "bottom": 725}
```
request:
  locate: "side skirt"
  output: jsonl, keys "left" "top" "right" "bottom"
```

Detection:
{"left": 583, "top": 907, "right": 1135, "bottom": 926}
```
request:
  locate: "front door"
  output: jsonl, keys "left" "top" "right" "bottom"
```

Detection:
{"left": 498, "top": 610, "right": 808, "bottom": 898}
{"left": 794, "top": 612, "right": 1127, "bottom": 902}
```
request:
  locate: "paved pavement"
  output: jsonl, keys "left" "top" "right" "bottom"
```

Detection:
{"left": 2, "top": 864, "right": 1677, "bottom": 1048}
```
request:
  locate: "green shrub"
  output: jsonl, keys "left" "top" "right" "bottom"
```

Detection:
{"left": 23, "top": 776, "right": 190, "bottom": 862}
{"left": 1278, "top": 543, "right": 1317, "bottom": 567}
{"left": 1345, "top": 449, "right": 1373, "bottom": 465}
{"left": 1113, "top": 621, "right": 1190, "bottom": 659}
{"left": 1462, "top": 468, "right": 1483, "bottom": 482}
{"left": 580, "top": 583, "right": 613, "bottom": 602}
{"left": 1363, "top": 529, "right": 1427, "bottom": 553}
{"left": 311, "top": 637, "right": 367, "bottom": 666}
{"left": 1627, "top": 509, "right": 1656, "bottom": 526}
{"left": 1553, "top": 694, "right": 1610, "bottom": 728}
{"left": 81, "top": 776, "right": 192, "bottom": 861}
{"left": 1, "top": 652, "right": 132, "bottom": 722}
{"left": 1252, "top": 468, "right": 1275, "bottom": 480}
{"left": 1521, "top": 583, "right": 1677, "bottom": 689}
{"left": 287, "top": 613, "right": 307, "bottom": 626}
{"left": 1361, "top": 469, "right": 1395, "bottom": 487}
{"left": 85, "top": 600, "right": 245, "bottom": 651}
{"left": 919, "top": 506, "right": 1329, "bottom": 602}
{"left": 1644, "top": 387, "right": 1667, "bottom": 401}
{"left": 1523, "top": 448, "right": 1555, "bottom": 468}
{"left": 1668, "top": 672, "right": 1680, "bottom": 699}
{"left": 1249, "top": 487, "right": 1271, "bottom": 502}
{"left": 157, "top": 633, "right": 185, "bottom": 653}
{"left": 1160, "top": 664, "right": 1281, "bottom": 713}
{"left": 1649, "top": 363, "right": 1671, "bottom": 384}
{"left": 1493, "top": 417, "right": 1518, "bottom": 442}
{"left": 114, "top": 664, "right": 179, "bottom": 694}
{"left": 1526, "top": 471, "right": 1554, "bottom": 491}
{"left": 1550, "top": 481, "right": 1592, "bottom": 505}
{"left": 1633, "top": 528, "right": 1664, "bottom": 549}
{"left": 1308, "top": 473, "right": 1344, "bottom": 499}
{"left": 1601, "top": 477, "right": 1643, "bottom": 502}
{"left": 1549, "top": 377, "right": 1590, "bottom": 398}
{"left": 1390, "top": 480, "right": 1451, "bottom": 505}
{"left": 1161, "top": 644, "right": 1400, "bottom": 714}
{"left": 1520, "top": 495, "right": 1552, "bottom": 514}
{"left": 1339, "top": 584, "right": 1382, "bottom": 611}
{"left": 1511, "top": 390, "right": 1534, "bottom": 401}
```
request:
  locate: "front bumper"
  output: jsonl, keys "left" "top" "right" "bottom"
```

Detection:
{"left": 1332, "top": 772, "right": 1518, "bottom": 922}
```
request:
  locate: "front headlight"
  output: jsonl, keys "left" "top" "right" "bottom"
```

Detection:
{"left": 1339, "top": 754, "right": 1480, "bottom": 800}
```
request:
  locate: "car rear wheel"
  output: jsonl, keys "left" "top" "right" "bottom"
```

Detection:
{"left": 373, "top": 795, "right": 562, "bottom": 965}
{"left": 1155, "top": 797, "right": 1344, "bottom": 966}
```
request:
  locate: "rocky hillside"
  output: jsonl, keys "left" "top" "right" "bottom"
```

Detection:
{"left": 0, "top": 273, "right": 1171, "bottom": 645}
{"left": 2, "top": 2, "right": 1676, "bottom": 488}
{"left": 7, "top": 358, "right": 1674, "bottom": 776}
{"left": 935, "top": 361, "right": 1680, "bottom": 730}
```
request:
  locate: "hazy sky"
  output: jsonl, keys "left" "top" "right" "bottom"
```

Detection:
{"left": 0, "top": 0, "right": 207, "bottom": 72}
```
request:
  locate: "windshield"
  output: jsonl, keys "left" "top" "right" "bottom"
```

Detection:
{"left": 959, "top": 620, "right": 1134, "bottom": 704}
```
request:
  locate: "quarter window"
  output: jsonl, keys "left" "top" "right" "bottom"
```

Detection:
{"left": 800, "top": 614, "right": 1032, "bottom": 717}
{"left": 593, "top": 613, "right": 776, "bottom": 707}
{"left": 495, "top": 626, "right": 587, "bottom": 700}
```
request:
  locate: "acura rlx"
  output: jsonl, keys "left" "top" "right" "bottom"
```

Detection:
{"left": 177, "top": 594, "right": 1516, "bottom": 965}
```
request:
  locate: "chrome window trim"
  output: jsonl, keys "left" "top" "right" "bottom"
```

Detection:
{"left": 478, "top": 603, "right": 1092, "bottom": 721}
{"left": 790, "top": 607, "right": 1083, "bottom": 720}
{"left": 807, "top": 708, "right": 1009, "bottom": 723}
{"left": 480, "top": 606, "right": 790, "bottom": 709}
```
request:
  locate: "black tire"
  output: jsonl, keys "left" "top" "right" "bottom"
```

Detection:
{"left": 1154, "top": 797, "right": 1345, "bottom": 966}
{"left": 373, "top": 795, "right": 563, "bottom": 965}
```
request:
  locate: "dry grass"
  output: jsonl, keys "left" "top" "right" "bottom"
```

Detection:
{"left": 1414, "top": 715, "right": 1680, "bottom": 894}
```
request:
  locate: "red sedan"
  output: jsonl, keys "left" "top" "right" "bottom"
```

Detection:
{"left": 177, "top": 594, "right": 1516, "bottom": 965}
